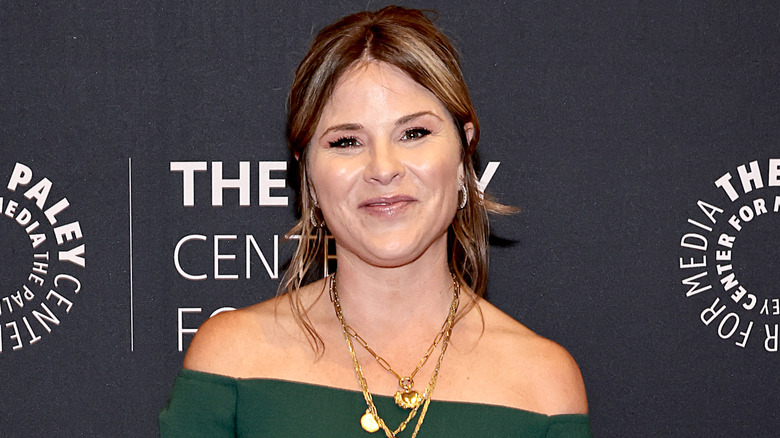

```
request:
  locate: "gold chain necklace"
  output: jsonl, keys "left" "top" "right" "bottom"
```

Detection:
{"left": 330, "top": 274, "right": 459, "bottom": 438}
{"left": 344, "top": 289, "right": 452, "bottom": 410}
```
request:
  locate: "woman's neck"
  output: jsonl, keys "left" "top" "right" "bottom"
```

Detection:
{"left": 330, "top": 245, "right": 457, "bottom": 340}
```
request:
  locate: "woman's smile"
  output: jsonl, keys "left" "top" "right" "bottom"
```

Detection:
{"left": 358, "top": 194, "right": 417, "bottom": 217}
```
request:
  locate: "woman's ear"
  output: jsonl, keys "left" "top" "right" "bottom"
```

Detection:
{"left": 463, "top": 122, "right": 475, "bottom": 146}
{"left": 302, "top": 162, "right": 318, "bottom": 205}
{"left": 310, "top": 184, "right": 318, "bottom": 205}
{"left": 458, "top": 122, "right": 475, "bottom": 182}
{"left": 307, "top": 176, "right": 318, "bottom": 206}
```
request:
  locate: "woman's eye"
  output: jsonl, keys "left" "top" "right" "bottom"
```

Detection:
{"left": 329, "top": 136, "right": 360, "bottom": 148}
{"left": 401, "top": 128, "right": 431, "bottom": 141}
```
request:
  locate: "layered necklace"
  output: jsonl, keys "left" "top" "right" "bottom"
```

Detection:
{"left": 330, "top": 274, "right": 460, "bottom": 438}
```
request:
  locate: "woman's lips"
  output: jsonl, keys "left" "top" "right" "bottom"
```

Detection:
{"left": 359, "top": 195, "right": 416, "bottom": 215}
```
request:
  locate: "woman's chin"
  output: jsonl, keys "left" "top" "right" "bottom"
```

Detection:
{"left": 332, "top": 226, "right": 448, "bottom": 269}
{"left": 352, "top": 241, "right": 442, "bottom": 269}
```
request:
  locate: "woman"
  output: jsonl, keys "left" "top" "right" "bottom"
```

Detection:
{"left": 160, "top": 6, "right": 590, "bottom": 437}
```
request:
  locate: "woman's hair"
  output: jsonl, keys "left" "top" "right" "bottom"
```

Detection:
{"left": 281, "top": 5, "right": 513, "bottom": 351}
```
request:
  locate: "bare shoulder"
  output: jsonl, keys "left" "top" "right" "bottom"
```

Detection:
{"left": 182, "top": 280, "right": 331, "bottom": 378}
{"left": 182, "top": 295, "right": 291, "bottom": 377}
{"left": 471, "top": 299, "right": 589, "bottom": 415}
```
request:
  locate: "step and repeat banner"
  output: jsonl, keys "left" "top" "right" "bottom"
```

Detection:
{"left": 1, "top": 1, "right": 777, "bottom": 437}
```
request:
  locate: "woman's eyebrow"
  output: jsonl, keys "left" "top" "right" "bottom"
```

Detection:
{"left": 320, "top": 123, "right": 363, "bottom": 139}
{"left": 395, "top": 110, "right": 440, "bottom": 126}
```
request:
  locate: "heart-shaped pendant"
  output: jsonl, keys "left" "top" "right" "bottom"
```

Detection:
{"left": 394, "top": 389, "right": 423, "bottom": 409}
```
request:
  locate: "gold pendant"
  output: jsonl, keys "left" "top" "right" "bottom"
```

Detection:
{"left": 361, "top": 409, "right": 380, "bottom": 433}
{"left": 394, "top": 389, "right": 423, "bottom": 409}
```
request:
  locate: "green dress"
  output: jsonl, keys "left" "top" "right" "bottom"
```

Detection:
{"left": 159, "top": 369, "right": 592, "bottom": 437}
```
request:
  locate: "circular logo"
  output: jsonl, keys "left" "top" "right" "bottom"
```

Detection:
{"left": 678, "top": 158, "right": 780, "bottom": 352}
{"left": 0, "top": 162, "right": 85, "bottom": 354}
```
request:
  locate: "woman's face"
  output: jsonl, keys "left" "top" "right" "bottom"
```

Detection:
{"left": 307, "top": 61, "right": 472, "bottom": 269}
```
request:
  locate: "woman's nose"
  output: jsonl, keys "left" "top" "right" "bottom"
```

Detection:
{"left": 364, "top": 140, "right": 405, "bottom": 185}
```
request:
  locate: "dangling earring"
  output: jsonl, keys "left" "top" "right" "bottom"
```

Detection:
{"left": 458, "top": 182, "right": 468, "bottom": 210}
{"left": 310, "top": 199, "right": 324, "bottom": 228}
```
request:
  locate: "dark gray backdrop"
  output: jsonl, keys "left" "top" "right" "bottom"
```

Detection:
{"left": 1, "top": 1, "right": 778, "bottom": 436}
